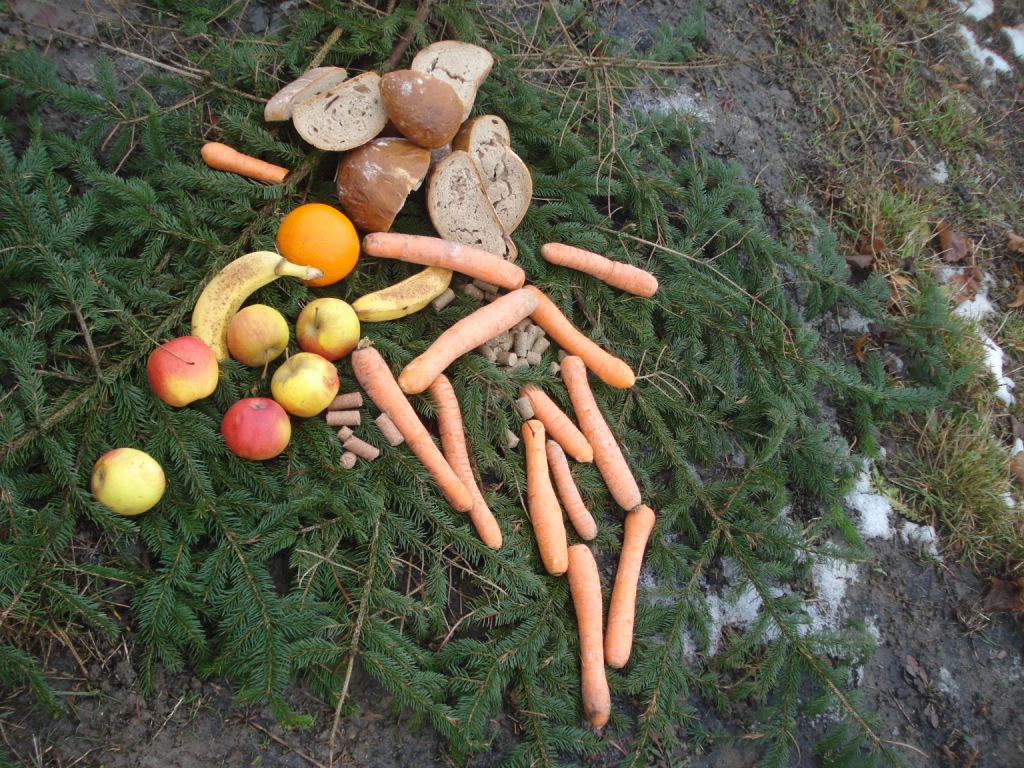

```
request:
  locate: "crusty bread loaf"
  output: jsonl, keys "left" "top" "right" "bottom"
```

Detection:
{"left": 291, "top": 71, "right": 388, "bottom": 152}
{"left": 427, "top": 150, "right": 517, "bottom": 261}
{"left": 380, "top": 70, "right": 464, "bottom": 150}
{"left": 411, "top": 41, "right": 494, "bottom": 122}
{"left": 453, "top": 115, "right": 532, "bottom": 234}
{"left": 263, "top": 66, "right": 349, "bottom": 122}
{"left": 336, "top": 138, "right": 431, "bottom": 233}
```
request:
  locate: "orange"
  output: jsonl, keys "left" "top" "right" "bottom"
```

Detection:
{"left": 275, "top": 203, "right": 359, "bottom": 287}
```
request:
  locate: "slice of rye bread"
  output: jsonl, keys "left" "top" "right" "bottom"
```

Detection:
{"left": 453, "top": 115, "right": 532, "bottom": 234}
{"left": 411, "top": 41, "right": 494, "bottom": 123}
{"left": 427, "top": 150, "right": 517, "bottom": 261}
{"left": 336, "top": 138, "right": 431, "bottom": 233}
{"left": 291, "top": 72, "right": 388, "bottom": 152}
{"left": 263, "top": 66, "right": 349, "bottom": 122}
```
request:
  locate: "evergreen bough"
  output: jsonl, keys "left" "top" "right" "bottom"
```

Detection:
{"left": 0, "top": 2, "right": 964, "bottom": 765}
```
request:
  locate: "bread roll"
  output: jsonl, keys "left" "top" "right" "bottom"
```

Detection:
{"left": 380, "top": 70, "right": 464, "bottom": 150}
{"left": 291, "top": 71, "right": 388, "bottom": 152}
{"left": 336, "top": 138, "right": 431, "bottom": 233}
{"left": 411, "top": 41, "right": 494, "bottom": 122}
{"left": 264, "top": 66, "right": 349, "bottom": 122}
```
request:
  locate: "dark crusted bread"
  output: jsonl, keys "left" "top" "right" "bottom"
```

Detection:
{"left": 335, "top": 138, "right": 431, "bottom": 234}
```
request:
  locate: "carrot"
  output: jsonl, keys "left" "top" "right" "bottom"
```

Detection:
{"left": 545, "top": 440, "right": 597, "bottom": 541}
{"left": 524, "top": 286, "right": 635, "bottom": 389}
{"left": 428, "top": 374, "right": 503, "bottom": 550}
{"left": 350, "top": 343, "right": 473, "bottom": 513}
{"left": 566, "top": 543, "right": 611, "bottom": 729}
{"left": 200, "top": 142, "right": 289, "bottom": 184}
{"left": 519, "top": 384, "right": 594, "bottom": 463}
{"left": 541, "top": 242, "right": 658, "bottom": 297}
{"left": 362, "top": 232, "right": 526, "bottom": 291}
{"left": 560, "top": 355, "right": 642, "bottom": 512}
{"left": 398, "top": 288, "right": 538, "bottom": 395}
{"left": 604, "top": 504, "right": 656, "bottom": 668}
{"left": 521, "top": 420, "right": 568, "bottom": 576}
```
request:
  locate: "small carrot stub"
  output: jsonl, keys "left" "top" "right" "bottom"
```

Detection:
{"left": 540, "top": 242, "right": 658, "bottom": 297}
{"left": 521, "top": 420, "right": 569, "bottom": 576}
{"left": 398, "top": 288, "right": 538, "bottom": 395}
{"left": 519, "top": 384, "right": 594, "bottom": 463}
{"left": 604, "top": 504, "right": 656, "bottom": 668}
{"left": 546, "top": 440, "right": 597, "bottom": 541}
{"left": 350, "top": 344, "right": 473, "bottom": 513}
{"left": 566, "top": 544, "right": 611, "bottom": 730}
{"left": 428, "top": 375, "right": 503, "bottom": 550}
{"left": 200, "top": 142, "right": 289, "bottom": 184}
{"left": 362, "top": 232, "right": 526, "bottom": 291}
{"left": 560, "top": 355, "right": 642, "bottom": 512}
{"left": 524, "top": 286, "right": 635, "bottom": 389}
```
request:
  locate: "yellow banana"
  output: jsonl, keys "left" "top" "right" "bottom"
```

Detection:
{"left": 351, "top": 266, "right": 453, "bottom": 322}
{"left": 191, "top": 251, "right": 323, "bottom": 360}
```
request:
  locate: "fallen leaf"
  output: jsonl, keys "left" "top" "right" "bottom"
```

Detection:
{"left": 1011, "top": 451, "right": 1024, "bottom": 484}
{"left": 855, "top": 232, "right": 886, "bottom": 256}
{"left": 891, "top": 116, "right": 902, "bottom": 136}
{"left": 846, "top": 252, "right": 875, "bottom": 269}
{"left": 951, "top": 83, "right": 971, "bottom": 92}
{"left": 937, "top": 219, "right": 970, "bottom": 262}
{"left": 1008, "top": 231, "right": 1024, "bottom": 254}
{"left": 946, "top": 267, "right": 981, "bottom": 305}
{"left": 889, "top": 273, "right": 913, "bottom": 303}
{"left": 1008, "top": 285, "right": 1024, "bottom": 309}
{"left": 853, "top": 334, "right": 870, "bottom": 362}
{"left": 924, "top": 701, "right": 940, "bottom": 728}
{"left": 984, "top": 576, "right": 1024, "bottom": 612}
{"left": 1012, "top": 417, "right": 1024, "bottom": 441}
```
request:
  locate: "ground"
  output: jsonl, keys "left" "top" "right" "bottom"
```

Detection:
{"left": 2, "top": 0, "right": 1023, "bottom": 766}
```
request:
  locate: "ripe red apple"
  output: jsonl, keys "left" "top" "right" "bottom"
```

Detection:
{"left": 226, "top": 304, "right": 290, "bottom": 367}
{"left": 91, "top": 447, "right": 166, "bottom": 516}
{"left": 147, "top": 335, "right": 219, "bottom": 407}
{"left": 295, "top": 298, "right": 360, "bottom": 361}
{"left": 270, "top": 352, "right": 340, "bottom": 417}
{"left": 220, "top": 397, "right": 292, "bottom": 460}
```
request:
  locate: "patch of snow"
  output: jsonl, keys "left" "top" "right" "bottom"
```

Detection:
{"left": 706, "top": 581, "right": 764, "bottom": 653}
{"left": 845, "top": 467, "right": 894, "bottom": 540}
{"left": 900, "top": 521, "right": 941, "bottom": 560}
{"left": 938, "top": 667, "right": 961, "bottom": 700}
{"left": 630, "top": 86, "right": 712, "bottom": 122}
{"left": 977, "top": 331, "right": 1016, "bottom": 404}
{"left": 840, "top": 308, "right": 874, "bottom": 334}
{"left": 959, "top": 26, "right": 1013, "bottom": 76}
{"left": 806, "top": 558, "right": 859, "bottom": 634}
{"left": 960, "top": 0, "right": 994, "bottom": 21}
{"left": 930, "top": 161, "right": 949, "bottom": 183}
{"left": 1004, "top": 26, "right": 1024, "bottom": 58}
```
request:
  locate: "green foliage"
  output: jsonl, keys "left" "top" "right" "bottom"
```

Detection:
{"left": 0, "top": 2, "right": 961, "bottom": 766}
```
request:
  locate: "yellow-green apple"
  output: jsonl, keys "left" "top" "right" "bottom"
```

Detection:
{"left": 270, "top": 352, "right": 340, "bottom": 417}
{"left": 147, "top": 335, "right": 219, "bottom": 407}
{"left": 221, "top": 397, "right": 292, "bottom": 460}
{"left": 295, "top": 298, "right": 360, "bottom": 361}
{"left": 226, "top": 304, "right": 290, "bottom": 367}
{"left": 90, "top": 447, "right": 166, "bottom": 516}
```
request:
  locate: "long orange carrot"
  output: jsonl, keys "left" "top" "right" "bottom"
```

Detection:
{"left": 545, "top": 440, "right": 597, "bottom": 541}
{"left": 560, "top": 355, "right": 642, "bottom": 512}
{"left": 524, "top": 286, "right": 635, "bottom": 389}
{"left": 566, "top": 543, "right": 611, "bottom": 730}
{"left": 604, "top": 504, "right": 656, "bottom": 668}
{"left": 362, "top": 232, "right": 526, "bottom": 290}
{"left": 521, "top": 420, "right": 568, "bottom": 576}
{"left": 350, "top": 343, "right": 473, "bottom": 513}
{"left": 519, "top": 384, "right": 594, "bottom": 463}
{"left": 398, "top": 288, "right": 538, "bottom": 395}
{"left": 428, "top": 374, "right": 503, "bottom": 550}
{"left": 541, "top": 242, "right": 658, "bottom": 297}
{"left": 200, "top": 142, "right": 289, "bottom": 183}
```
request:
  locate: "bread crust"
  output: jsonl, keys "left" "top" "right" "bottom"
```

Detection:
{"left": 411, "top": 41, "right": 494, "bottom": 122}
{"left": 380, "top": 70, "right": 464, "bottom": 150}
{"left": 291, "top": 72, "right": 388, "bottom": 152}
{"left": 336, "top": 138, "right": 431, "bottom": 233}
{"left": 264, "top": 66, "right": 349, "bottom": 122}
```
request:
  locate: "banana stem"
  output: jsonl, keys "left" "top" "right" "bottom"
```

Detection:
{"left": 275, "top": 258, "right": 323, "bottom": 281}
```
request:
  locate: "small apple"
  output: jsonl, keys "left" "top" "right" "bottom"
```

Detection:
{"left": 147, "top": 335, "right": 219, "bottom": 407}
{"left": 226, "top": 304, "right": 290, "bottom": 367}
{"left": 220, "top": 397, "right": 292, "bottom": 460}
{"left": 295, "top": 298, "right": 360, "bottom": 361}
{"left": 90, "top": 448, "right": 166, "bottom": 516}
{"left": 270, "top": 352, "right": 340, "bottom": 417}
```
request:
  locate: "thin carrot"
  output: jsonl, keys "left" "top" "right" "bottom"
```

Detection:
{"left": 519, "top": 384, "right": 594, "bottom": 463}
{"left": 200, "top": 142, "right": 289, "bottom": 184}
{"left": 362, "top": 232, "right": 526, "bottom": 291}
{"left": 560, "top": 355, "right": 642, "bottom": 512}
{"left": 350, "top": 343, "right": 473, "bottom": 513}
{"left": 398, "top": 288, "right": 538, "bottom": 395}
{"left": 546, "top": 439, "right": 597, "bottom": 541}
{"left": 524, "top": 286, "right": 635, "bottom": 389}
{"left": 604, "top": 504, "right": 656, "bottom": 668}
{"left": 428, "top": 374, "right": 503, "bottom": 550}
{"left": 521, "top": 420, "right": 568, "bottom": 576}
{"left": 566, "top": 543, "right": 611, "bottom": 730}
{"left": 541, "top": 242, "right": 658, "bottom": 297}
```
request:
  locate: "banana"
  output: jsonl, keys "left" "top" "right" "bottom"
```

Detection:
{"left": 351, "top": 265, "right": 453, "bottom": 322}
{"left": 191, "top": 251, "right": 323, "bottom": 360}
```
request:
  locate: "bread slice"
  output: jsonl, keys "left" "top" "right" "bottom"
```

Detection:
{"left": 411, "top": 41, "right": 494, "bottom": 122}
{"left": 263, "top": 66, "right": 349, "bottom": 122}
{"left": 336, "top": 138, "right": 431, "bottom": 233}
{"left": 291, "top": 71, "right": 388, "bottom": 152}
{"left": 427, "top": 150, "right": 517, "bottom": 261}
{"left": 380, "top": 70, "right": 464, "bottom": 150}
{"left": 453, "top": 115, "right": 532, "bottom": 234}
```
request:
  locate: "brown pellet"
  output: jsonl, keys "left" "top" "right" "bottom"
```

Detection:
{"left": 513, "top": 331, "right": 531, "bottom": 357}
{"left": 506, "top": 429, "right": 521, "bottom": 449}
{"left": 328, "top": 392, "right": 363, "bottom": 410}
{"left": 336, "top": 426, "right": 355, "bottom": 442}
{"left": 526, "top": 351, "right": 543, "bottom": 366}
{"left": 461, "top": 283, "right": 485, "bottom": 301}
{"left": 531, "top": 336, "right": 551, "bottom": 355}
{"left": 431, "top": 287, "right": 456, "bottom": 311}
{"left": 339, "top": 451, "right": 357, "bottom": 469}
{"left": 514, "top": 396, "right": 535, "bottom": 420}
{"left": 374, "top": 412, "right": 405, "bottom": 446}
{"left": 342, "top": 435, "right": 380, "bottom": 461}
{"left": 326, "top": 409, "right": 361, "bottom": 427}
{"left": 494, "top": 350, "right": 518, "bottom": 367}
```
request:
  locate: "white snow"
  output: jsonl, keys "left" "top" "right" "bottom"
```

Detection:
{"left": 978, "top": 331, "right": 1016, "bottom": 404}
{"left": 845, "top": 467, "right": 894, "bottom": 540}
{"left": 930, "top": 161, "right": 949, "bottom": 184}
{"left": 960, "top": 0, "right": 994, "bottom": 20}
{"left": 959, "top": 26, "right": 1013, "bottom": 76}
{"left": 705, "top": 580, "right": 764, "bottom": 652}
{"left": 630, "top": 86, "right": 711, "bottom": 121}
{"left": 900, "top": 521, "right": 941, "bottom": 559}
{"left": 806, "top": 559, "right": 859, "bottom": 634}
{"left": 1004, "top": 26, "right": 1024, "bottom": 58}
